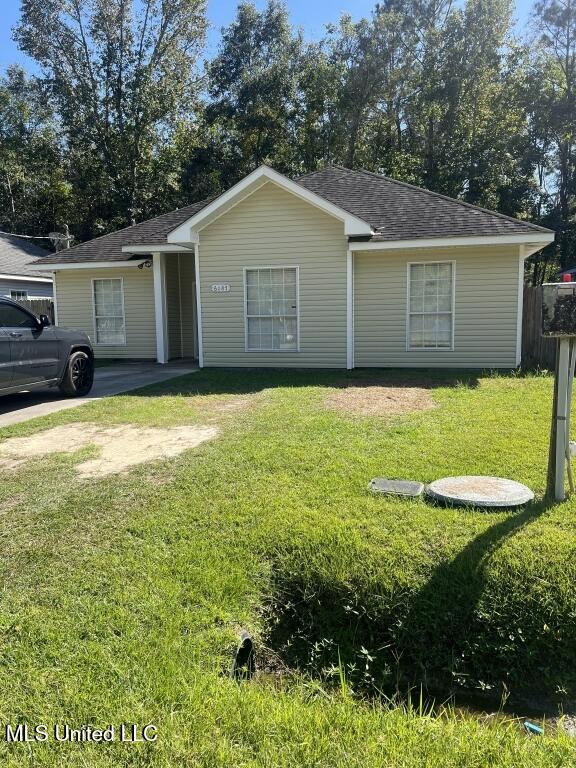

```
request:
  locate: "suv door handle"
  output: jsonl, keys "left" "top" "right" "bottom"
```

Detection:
{"left": 9, "top": 332, "right": 22, "bottom": 338}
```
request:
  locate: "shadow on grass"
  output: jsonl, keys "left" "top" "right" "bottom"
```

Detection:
{"left": 125, "top": 366, "right": 484, "bottom": 399}
{"left": 266, "top": 497, "right": 575, "bottom": 707}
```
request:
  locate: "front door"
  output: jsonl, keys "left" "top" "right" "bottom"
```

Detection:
{"left": 0, "top": 303, "right": 60, "bottom": 387}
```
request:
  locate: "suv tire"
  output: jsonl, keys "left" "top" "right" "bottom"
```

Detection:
{"left": 58, "top": 351, "right": 94, "bottom": 397}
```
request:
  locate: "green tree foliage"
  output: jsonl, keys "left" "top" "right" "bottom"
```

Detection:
{"left": 0, "top": 66, "right": 71, "bottom": 238}
{"left": 14, "top": 0, "right": 207, "bottom": 239}
{"left": 203, "top": 1, "right": 304, "bottom": 185}
{"left": 528, "top": 0, "right": 576, "bottom": 280}
{"left": 1, "top": 0, "right": 575, "bottom": 276}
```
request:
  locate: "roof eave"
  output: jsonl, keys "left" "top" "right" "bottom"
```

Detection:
{"left": 28, "top": 258, "right": 147, "bottom": 270}
{"left": 121, "top": 243, "right": 195, "bottom": 254}
{"left": 348, "top": 232, "right": 555, "bottom": 251}
{"left": 0, "top": 271, "right": 53, "bottom": 282}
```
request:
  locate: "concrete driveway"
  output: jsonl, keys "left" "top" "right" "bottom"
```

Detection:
{"left": 0, "top": 362, "right": 198, "bottom": 428}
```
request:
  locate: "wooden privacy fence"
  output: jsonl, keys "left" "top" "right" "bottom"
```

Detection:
{"left": 522, "top": 286, "right": 556, "bottom": 369}
{"left": 18, "top": 297, "right": 55, "bottom": 324}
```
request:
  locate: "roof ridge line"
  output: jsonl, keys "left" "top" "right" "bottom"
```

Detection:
{"left": 294, "top": 164, "right": 351, "bottom": 182}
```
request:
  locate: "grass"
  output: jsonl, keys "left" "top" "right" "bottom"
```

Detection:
{"left": 0, "top": 367, "right": 575, "bottom": 766}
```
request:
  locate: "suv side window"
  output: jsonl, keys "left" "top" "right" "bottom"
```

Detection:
{"left": 0, "top": 304, "right": 38, "bottom": 329}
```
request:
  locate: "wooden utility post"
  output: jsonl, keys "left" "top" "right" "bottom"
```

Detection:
{"left": 543, "top": 282, "right": 576, "bottom": 501}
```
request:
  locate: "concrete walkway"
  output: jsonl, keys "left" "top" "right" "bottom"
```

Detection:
{"left": 0, "top": 362, "right": 198, "bottom": 428}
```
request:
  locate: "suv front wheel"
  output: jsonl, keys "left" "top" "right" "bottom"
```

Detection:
{"left": 59, "top": 350, "right": 94, "bottom": 397}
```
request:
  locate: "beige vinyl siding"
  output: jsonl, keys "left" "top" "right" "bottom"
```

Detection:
{"left": 198, "top": 181, "right": 347, "bottom": 367}
{"left": 165, "top": 253, "right": 197, "bottom": 360}
{"left": 177, "top": 253, "right": 198, "bottom": 358}
{"left": 165, "top": 257, "right": 181, "bottom": 359}
{"left": 354, "top": 245, "right": 521, "bottom": 368}
{"left": 54, "top": 266, "right": 156, "bottom": 359}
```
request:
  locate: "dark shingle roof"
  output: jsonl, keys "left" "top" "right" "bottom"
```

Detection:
{"left": 296, "top": 166, "right": 552, "bottom": 240}
{"left": 36, "top": 199, "right": 211, "bottom": 265}
{"left": 34, "top": 166, "right": 552, "bottom": 265}
{"left": 0, "top": 234, "right": 52, "bottom": 276}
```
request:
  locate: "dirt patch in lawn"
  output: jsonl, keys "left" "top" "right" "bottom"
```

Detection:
{"left": 325, "top": 381, "right": 436, "bottom": 417}
{"left": 0, "top": 422, "right": 218, "bottom": 478}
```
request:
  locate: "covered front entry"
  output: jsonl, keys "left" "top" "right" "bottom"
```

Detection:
{"left": 153, "top": 251, "right": 198, "bottom": 362}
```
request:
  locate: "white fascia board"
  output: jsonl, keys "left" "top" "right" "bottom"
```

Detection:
{"left": 348, "top": 232, "right": 555, "bottom": 251}
{"left": 121, "top": 244, "right": 194, "bottom": 254}
{"left": 167, "top": 165, "right": 373, "bottom": 244}
{"left": 29, "top": 260, "right": 147, "bottom": 271}
{"left": 0, "top": 272, "right": 53, "bottom": 283}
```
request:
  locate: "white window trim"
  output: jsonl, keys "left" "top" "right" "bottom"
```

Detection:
{"left": 243, "top": 265, "right": 300, "bottom": 353}
{"left": 91, "top": 277, "right": 127, "bottom": 346}
{"left": 406, "top": 260, "right": 456, "bottom": 352}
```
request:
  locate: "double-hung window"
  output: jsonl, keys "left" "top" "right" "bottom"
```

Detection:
{"left": 245, "top": 267, "right": 298, "bottom": 351}
{"left": 408, "top": 262, "right": 454, "bottom": 350}
{"left": 92, "top": 278, "right": 125, "bottom": 345}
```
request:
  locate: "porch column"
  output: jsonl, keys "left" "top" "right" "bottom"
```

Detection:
{"left": 346, "top": 249, "right": 354, "bottom": 369}
{"left": 152, "top": 252, "right": 168, "bottom": 363}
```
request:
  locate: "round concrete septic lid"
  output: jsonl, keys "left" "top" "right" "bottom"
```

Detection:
{"left": 426, "top": 476, "right": 534, "bottom": 508}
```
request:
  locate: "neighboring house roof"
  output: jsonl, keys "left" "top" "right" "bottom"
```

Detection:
{"left": 557, "top": 267, "right": 576, "bottom": 278}
{"left": 33, "top": 165, "right": 554, "bottom": 266}
{"left": 0, "top": 234, "right": 53, "bottom": 278}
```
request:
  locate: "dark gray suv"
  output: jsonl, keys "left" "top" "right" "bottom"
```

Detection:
{"left": 0, "top": 298, "right": 94, "bottom": 397}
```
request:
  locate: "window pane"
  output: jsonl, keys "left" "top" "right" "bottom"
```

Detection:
{"left": 438, "top": 263, "right": 452, "bottom": 280}
{"left": 437, "top": 314, "right": 452, "bottom": 332}
{"left": 246, "top": 283, "right": 259, "bottom": 301}
{"left": 408, "top": 263, "right": 453, "bottom": 349}
{"left": 423, "top": 292, "right": 438, "bottom": 313}
{"left": 411, "top": 264, "right": 425, "bottom": 280}
{"left": 438, "top": 290, "right": 452, "bottom": 311}
{"left": 245, "top": 268, "right": 298, "bottom": 350}
{"left": 409, "top": 328, "right": 423, "bottom": 347}
{"left": 260, "top": 334, "right": 273, "bottom": 349}
{"left": 410, "top": 279, "right": 424, "bottom": 298}
{"left": 96, "top": 317, "right": 125, "bottom": 344}
{"left": 284, "top": 286, "right": 296, "bottom": 307}
{"left": 260, "top": 317, "right": 273, "bottom": 335}
{"left": 93, "top": 279, "right": 125, "bottom": 344}
{"left": 270, "top": 268, "right": 284, "bottom": 283}
{"left": 0, "top": 305, "right": 37, "bottom": 328}
{"left": 422, "top": 315, "right": 437, "bottom": 346}
{"left": 271, "top": 299, "right": 284, "bottom": 315}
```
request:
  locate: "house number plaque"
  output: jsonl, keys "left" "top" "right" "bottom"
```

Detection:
{"left": 210, "top": 284, "right": 231, "bottom": 293}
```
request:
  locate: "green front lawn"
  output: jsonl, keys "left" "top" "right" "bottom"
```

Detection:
{"left": 0, "top": 368, "right": 575, "bottom": 766}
